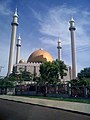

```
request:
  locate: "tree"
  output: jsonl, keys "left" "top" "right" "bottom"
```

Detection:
{"left": 78, "top": 67, "right": 90, "bottom": 79}
{"left": 39, "top": 60, "right": 67, "bottom": 85}
{"left": 56, "top": 60, "right": 68, "bottom": 79}
{"left": 0, "top": 77, "right": 14, "bottom": 95}
{"left": 77, "top": 67, "right": 90, "bottom": 87}
{"left": 21, "top": 70, "right": 33, "bottom": 81}
{"left": 69, "top": 79, "right": 87, "bottom": 86}
{"left": 6, "top": 67, "right": 18, "bottom": 82}
{"left": 40, "top": 61, "right": 59, "bottom": 85}
{"left": 5, "top": 67, "right": 34, "bottom": 85}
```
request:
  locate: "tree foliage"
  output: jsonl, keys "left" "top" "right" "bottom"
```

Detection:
{"left": 69, "top": 79, "right": 87, "bottom": 86}
{"left": 69, "top": 78, "right": 90, "bottom": 88}
{"left": 78, "top": 67, "right": 90, "bottom": 79}
{"left": 39, "top": 60, "right": 67, "bottom": 85}
{"left": 0, "top": 78, "right": 14, "bottom": 88}
{"left": 56, "top": 60, "right": 67, "bottom": 79}
{"left": 40, "top": 61, "right": 59, "bottom": 84}
{"left": 21, "top": 70, "right": 33, "bottom": 81}
{"left": 8, "top": 67, "right": 33, "bottom": 82}
{"left": 77, "top": 67, "right": 90, "bottom": 87}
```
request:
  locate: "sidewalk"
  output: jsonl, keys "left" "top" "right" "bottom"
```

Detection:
{"left": 0, "top": 95, "right": 90, "bottom": 115}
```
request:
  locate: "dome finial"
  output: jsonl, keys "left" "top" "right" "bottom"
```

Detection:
{"left": 40, "top": 48, "right": 43, "bottom": 50}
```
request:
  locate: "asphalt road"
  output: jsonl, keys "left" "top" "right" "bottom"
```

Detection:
{"left": 0, "top": 99, "right": 90, "bottom": 120}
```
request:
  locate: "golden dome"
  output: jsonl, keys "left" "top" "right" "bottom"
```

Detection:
{"left": 27, "top": 48, "right": 53, "bottom": 63}
{"left": 19, "top": 59, "right": 25, "bottom": 63}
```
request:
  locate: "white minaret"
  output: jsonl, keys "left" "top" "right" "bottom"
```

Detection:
{"left": 7, "top": 8, "right": 18, "bottom": 76}
{"left": 57, "top": 38, "right": 62, "bottom": 61}
{"left": 69, "top": 17, "right": 76, "bottom": 79}
{"left": 16, "top": 34, "right": 21, "bottom": 64}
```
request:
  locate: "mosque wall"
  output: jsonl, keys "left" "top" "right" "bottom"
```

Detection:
{"left": 63, "top": 66, "right": 72, "bottom": 83}
{"left": 14, "top": 63, "right": 71, "bottom": 83}
{"left": 14, "top": 63, "right": 41, "bottom": 77}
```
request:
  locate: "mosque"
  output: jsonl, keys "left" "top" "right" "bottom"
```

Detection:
{"left": 7, "top": 9, "right": 77, "bottom": 83}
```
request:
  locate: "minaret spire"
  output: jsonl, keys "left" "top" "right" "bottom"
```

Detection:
{"left": 7, "top": 8, "right": 19, "bottom": 76}
{"left": 16, "top": 34, "right": 21, "bottom": 64}
{"left": 57, "top": 37, "right": 62, "bottom": 61}
{"left": 71, "top": 16, "right": 74, "bottom": 22}
{"left": 69, "top": 17, "right": 76, "bottom": 79}
{"left": 14, "top": 8, "right": 18, "bottom": 16}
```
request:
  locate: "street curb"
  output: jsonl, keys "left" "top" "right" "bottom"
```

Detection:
{"left": 0, "top": 98, "right": 90, "bottom": 116}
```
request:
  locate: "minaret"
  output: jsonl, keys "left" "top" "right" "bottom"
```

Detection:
{"left": 57, "top": 38, "right": 62, "bottom": 61}
{"left": 69, "top": 17, "right": 76, "bottom": 79}
{"left": 16, "top": 34, "right": 21, "bottom": 64}
{"left": 7, "top": 8, "right": 18, "bottom": 76}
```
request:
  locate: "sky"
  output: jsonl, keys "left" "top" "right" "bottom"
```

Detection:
{"left": 0, "top": 0, "right": 90, "bottom": 76}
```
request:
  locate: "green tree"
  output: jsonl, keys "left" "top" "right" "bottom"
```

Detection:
{"left": 40, "top": 61, "right": 59, "bottom": 85}
{"left": 56, "top": 60, "right": 68, "bottom": 79}
{"left": 6, "top": 67, "right": 34, "bottom": 84}
{"left": 0, "top": 78, "right": 14, "bottom": 88}
{"left": 21, "top": 70, "right": 33, "bottom": 81}
{"left": 6, "top": 67, "right": 18, "bottom": 82}
{"left": 39, "top": 60, "right": 67, "bottom": 85}
{"left": 78, "top": 67, "right": 90, "bottom": 79}
{"left": 77, "top": 67, "right": 90, "bottom": 87}
{"left": 69, "top": 79, "right": 87, "bottom": 86}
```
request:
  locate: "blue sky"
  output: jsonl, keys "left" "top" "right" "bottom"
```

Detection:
{"left": 0, "top": 0, "right": 90, "bottom": 76}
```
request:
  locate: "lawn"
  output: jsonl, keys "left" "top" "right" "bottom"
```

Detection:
{"left": 16, "top": 95, "right": 90, "bottom": 104}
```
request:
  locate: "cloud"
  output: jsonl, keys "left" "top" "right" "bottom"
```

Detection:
{"left": 30, "top": 8, "right": 43, "bottom": 22}
{"left": 31, "top": 5, "right": 90, "bottom": 73}
{"left": 82, "top": 10, "right": 90, "bottom": 16}
{"left": 1, "top": 3, "right": 90, "bottom": 76}
{"left": 0, "top": 41, "right": 10, "bottom": 76}
{"left": 32, "top": 5, "right": 90, "bottom": 48}
{"left": 0, "top": 0, "right": 12, "bottom": 15}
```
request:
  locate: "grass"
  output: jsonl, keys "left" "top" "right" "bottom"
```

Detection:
{"left": 15, "top": 95, "right": 90, "bottom": 104}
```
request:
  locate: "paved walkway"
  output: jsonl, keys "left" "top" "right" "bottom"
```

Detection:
{"left": 0, "top": 95, "right": 90, "bottom": 115}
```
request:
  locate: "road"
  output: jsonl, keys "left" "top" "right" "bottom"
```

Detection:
{"left": 0, "top": 99, "right": 89, "bottom": 120}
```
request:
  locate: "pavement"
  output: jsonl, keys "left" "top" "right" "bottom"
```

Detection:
{"left": 0, "top": 98, "right": 90, "bottom": 120}
{"left": 0, "top": 95, "right": 90, "bottom": 115}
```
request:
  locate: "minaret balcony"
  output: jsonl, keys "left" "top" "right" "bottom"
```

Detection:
{"left": 69, "top": 27, "right": 76, "bottom": 31}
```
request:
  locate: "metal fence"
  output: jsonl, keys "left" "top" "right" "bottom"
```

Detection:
{"left": 14, "top": 84, "right": 90, "bottom": 98}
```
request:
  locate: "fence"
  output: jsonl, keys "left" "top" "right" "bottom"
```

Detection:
{"left": 14, "top": 84, "right": 90, "bottom": 98}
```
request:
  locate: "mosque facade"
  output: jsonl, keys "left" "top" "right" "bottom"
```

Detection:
{"left": 8, "top": 9, "right": 77, "bottom": 83}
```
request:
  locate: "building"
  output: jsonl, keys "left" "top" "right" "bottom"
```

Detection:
{"left": 14, "top": 48, "right": 53, "bottom": 77}
{"left": 8, "top": 9, "right": 76, "bottom": 83}
{"left": 14, "top": 47, "right": 71, "bottom": 83}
